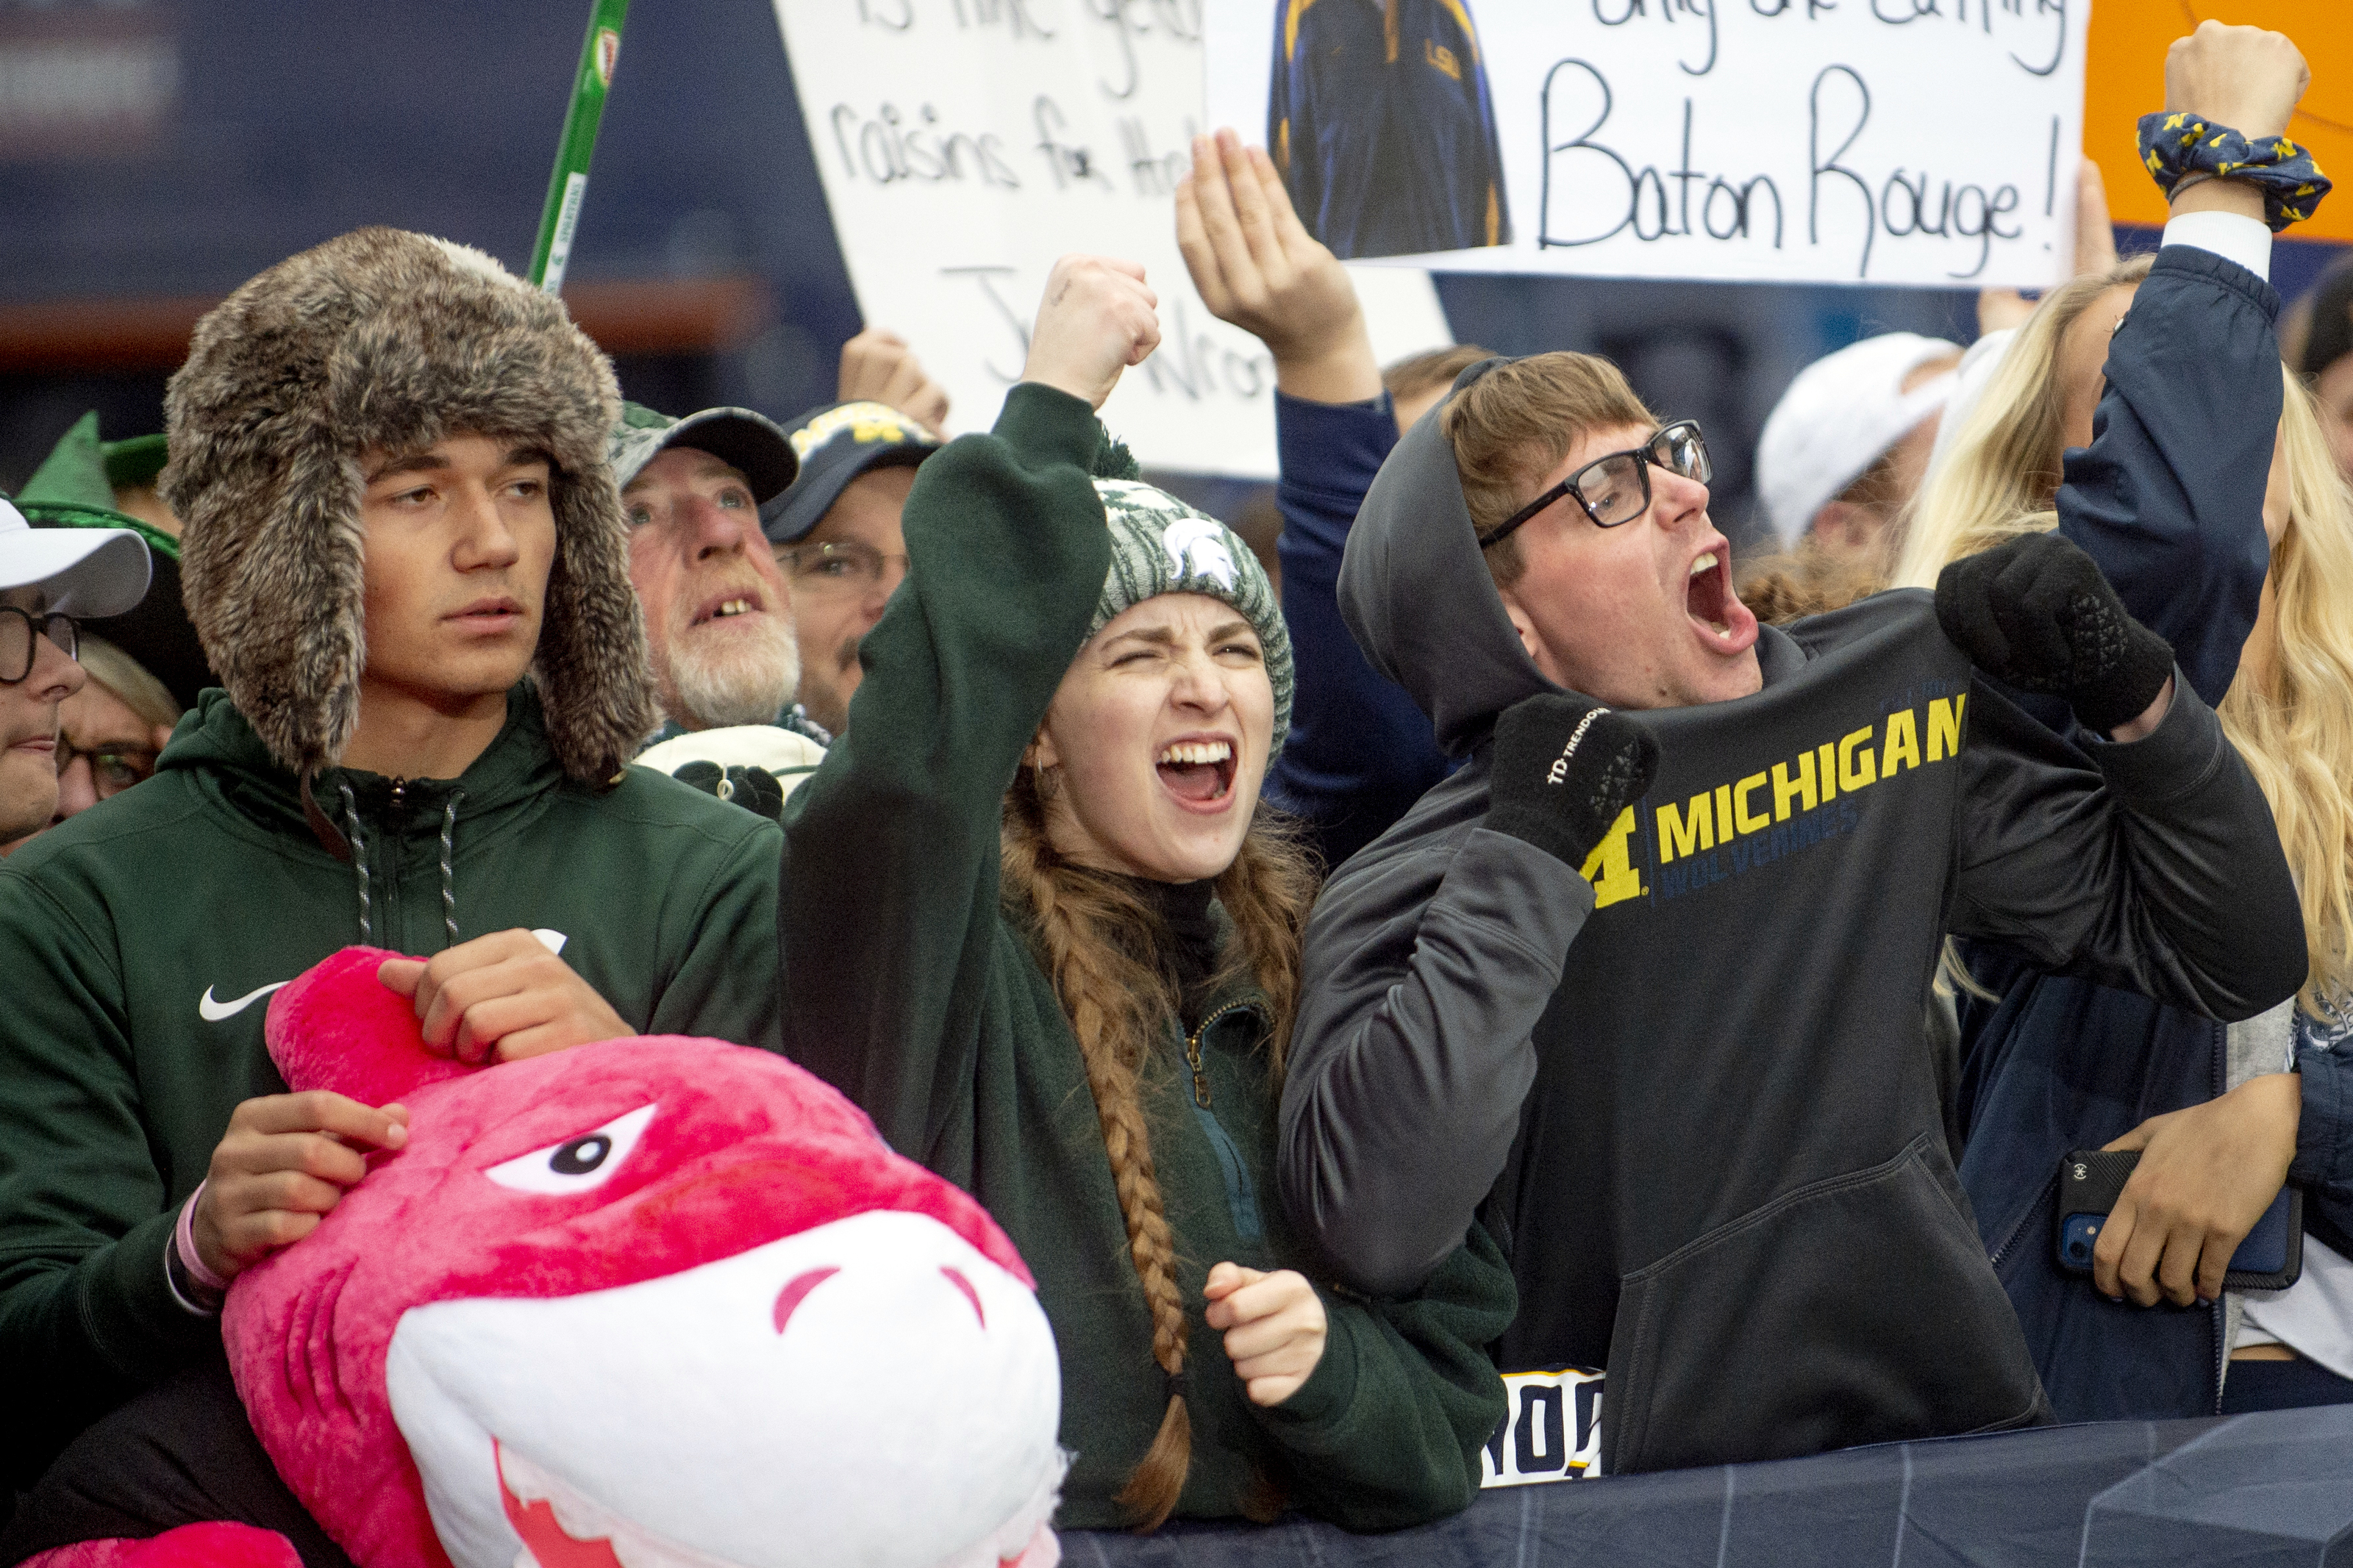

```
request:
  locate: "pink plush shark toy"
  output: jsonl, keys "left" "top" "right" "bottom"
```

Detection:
{"left": 30, "top": 948, "right": 1065, "bottom": 1568}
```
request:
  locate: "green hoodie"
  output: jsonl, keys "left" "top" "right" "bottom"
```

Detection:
{"left": 779, "top": 383, "right": 1511, "bottom": 1533}
{"left": 0, "top": 684, "right": 780, "bottom": 1485}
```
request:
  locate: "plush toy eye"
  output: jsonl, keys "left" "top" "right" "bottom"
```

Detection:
{"left": 485, "top": 1103, "right": 658, "bottom": 1195}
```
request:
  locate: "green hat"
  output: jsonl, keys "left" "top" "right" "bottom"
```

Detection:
{"left": 1090, "top": 479, "right": 1293, "bottom": 755}
{"left": 18, "top": 414, "right": 171, "bottom": 512}
{"left": 15, "top": 413, "right": 218, "bottom": 712}
{"left": 102, "top": 432, "right": 170, "bottom": 493}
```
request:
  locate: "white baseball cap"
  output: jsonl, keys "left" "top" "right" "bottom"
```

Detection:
{"left": 1756, "top": 332, "right": 1963, "bottom": 547}
{"left": 0, "top": 495, "right": 150, "bottom": 616}
{"left": 1926, "top": 328, "right": 2017, "bottom": 482}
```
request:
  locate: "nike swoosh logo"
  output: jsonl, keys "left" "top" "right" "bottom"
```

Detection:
{"left": 195, "top": 933, "right": 563, "bottom": 1022}
{"left": 199, "top": 981, "right": 290, "bottom": 1022}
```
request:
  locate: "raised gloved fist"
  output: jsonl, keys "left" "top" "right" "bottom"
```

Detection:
{"left": 671, "top": 761, "right": 786, "bottom": 822}
{"left": 1934, "top": 532, "right": 2175, "bottom": 735}
{"left": 1485, "top": 693, "right": 1660, "bottom": 870}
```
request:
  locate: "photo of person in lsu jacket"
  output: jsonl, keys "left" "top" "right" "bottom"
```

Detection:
{"left": 1275, "top": 342, "right": 2305, "bottom": 1475}
{"left": 1269, "top": 0, "right": 1511, "bottom": 261}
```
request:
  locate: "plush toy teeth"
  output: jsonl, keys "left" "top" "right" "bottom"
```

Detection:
{"left": 498, "top": 1441, "right": 704, "bottom": 1568}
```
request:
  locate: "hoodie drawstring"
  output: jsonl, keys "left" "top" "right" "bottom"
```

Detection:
{"left": 334, "top": 783, "right": 464, "bottom": 951}
{"left": 438, "top": 791, "right": 464, "bottom": 949}
{"left": 336, "top": 782, "right": 371, "bottom": 947}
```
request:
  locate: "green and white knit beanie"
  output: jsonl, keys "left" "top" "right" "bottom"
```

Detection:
{"left": 1090, "top": 479, "right": 1293, "bottom": 755}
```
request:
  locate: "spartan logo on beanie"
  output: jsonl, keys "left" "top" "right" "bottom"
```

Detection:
{"left": 1160, "top": 517, "right": 1238, "bottom": 592}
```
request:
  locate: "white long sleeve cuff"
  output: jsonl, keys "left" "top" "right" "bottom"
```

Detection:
{"left": 2162, "top": 209, "right": 2271, "bottom": 282}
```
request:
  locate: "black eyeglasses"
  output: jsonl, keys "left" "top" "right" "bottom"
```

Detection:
{"left": 0, "top": 606, "right": 78, "bottom": 684}
{"left": 1480, "top": 420, "right": 1713, "bottom": 547}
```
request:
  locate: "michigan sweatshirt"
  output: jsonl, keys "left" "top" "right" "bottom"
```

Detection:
{"left": 1278, "top": 351, "right": 2306, "bottom": 1475}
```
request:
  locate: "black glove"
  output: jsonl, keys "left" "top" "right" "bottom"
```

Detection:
{"left": 1485, "top": 693, "right": 1660, "bottom": 870}
{"left": 1934, "top": 532, "right": 2175, "bottom": 735}
{"left": 671, "top": 762, "right": 786, "bottom": 822}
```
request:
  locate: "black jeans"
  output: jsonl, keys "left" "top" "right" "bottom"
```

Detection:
{"left": 2219, "top": 1353, "right": 2353, "bottom": 1414}
{"left": 0, "top": 1347, "right": 351, "bottom": 1568}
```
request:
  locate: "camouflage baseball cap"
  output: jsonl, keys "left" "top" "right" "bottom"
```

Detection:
{"left": 607, "top": 401, "right": 799, "bottom": 504}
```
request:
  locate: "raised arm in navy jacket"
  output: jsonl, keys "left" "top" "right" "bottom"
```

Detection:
{"left": 1265, "top": 390, "right": 1448, "bottom": 870}
{"left": 2057, "top": 244, "right": 2279, "bottom": 707}
{"left": 2052, "top": 248, "right": 2353, "bottom": 1241}
{"left": 1956, "top": 240, "right": 2315, "bottom": 1421}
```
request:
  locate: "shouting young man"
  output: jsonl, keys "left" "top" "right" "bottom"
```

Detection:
{"left": 1278, "top": 118, "right": 2306, "bottom": 1469}
{"left": 0, "top": 230, "right": 781, "bottom": 1545}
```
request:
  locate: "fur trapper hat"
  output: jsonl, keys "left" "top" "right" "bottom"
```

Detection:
{"left": 163, "top": 227, "right": 655, "bottom": 787}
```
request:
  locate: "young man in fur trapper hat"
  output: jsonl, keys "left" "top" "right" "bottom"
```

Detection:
{"left": 0, "top": 228, "right": 783, "bottom": 1539}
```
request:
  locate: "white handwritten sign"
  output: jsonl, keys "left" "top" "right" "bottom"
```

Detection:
{"left": 771, "top": 0, "right": 1452, "bottom": 479}
{"left": 1203, "top": 0, "right": 2091, "bottom": 289}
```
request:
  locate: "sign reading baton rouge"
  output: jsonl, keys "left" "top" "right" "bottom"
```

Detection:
{"left": 1204, "top": 0, "right": 2093, "bottom": 288}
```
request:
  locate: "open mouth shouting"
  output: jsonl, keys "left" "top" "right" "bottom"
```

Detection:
{"left": 1684, "top": 544, "right": 1758, "bottom": 653}
{"left": 1157, "top": 736, "right": 1238, "bottom": 811}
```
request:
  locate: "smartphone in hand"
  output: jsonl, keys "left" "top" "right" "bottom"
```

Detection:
{"left": 2055, "top": 1148, "right": 2304, "bottom": 1292}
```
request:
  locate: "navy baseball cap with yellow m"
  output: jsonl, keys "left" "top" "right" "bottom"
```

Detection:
{"left": 761, "top": 401, "right": 942, "bottom": 547}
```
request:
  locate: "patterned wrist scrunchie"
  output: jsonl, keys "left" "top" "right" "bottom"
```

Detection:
{"left": 2137, "top": 112, "right": 2332, "bottom": 232}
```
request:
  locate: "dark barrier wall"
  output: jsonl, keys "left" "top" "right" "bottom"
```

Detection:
{"left": 1064, "top": 1406, "right": 2353, "bottom": 1567}
{"left": 0, "top": 0, "right": 861, "bottom": 486}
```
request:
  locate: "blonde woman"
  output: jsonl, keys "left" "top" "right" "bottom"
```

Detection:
{"left": 1904, "top": 26, "right": 2353, "bottom": 1416}
{"left": 1893, "top": 254, "right": 2150, "bottom": 590}
{"left": 778, "top": 257, "right": 1510, "bottom": 1531}
{"left": 1743, "top": 254, "right": 2152, "bottom": 627}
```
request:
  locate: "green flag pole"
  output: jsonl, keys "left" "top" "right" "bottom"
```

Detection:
{"left": 527, "top": 0, "right": 632, "bottom": 293}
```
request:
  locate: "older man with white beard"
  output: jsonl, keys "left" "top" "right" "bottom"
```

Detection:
{"left": 610, "top": 403, "right": 827, "bottom": 812}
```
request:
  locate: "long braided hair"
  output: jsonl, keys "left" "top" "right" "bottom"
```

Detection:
{"left": 1001, "top": 761, "right": 1318, "bottom": 1529}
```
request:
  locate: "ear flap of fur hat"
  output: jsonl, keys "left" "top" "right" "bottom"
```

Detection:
{"left": 163, "top": 227, "right": 656, "bottom": 787}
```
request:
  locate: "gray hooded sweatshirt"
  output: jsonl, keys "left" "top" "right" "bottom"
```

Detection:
{"left": 1276, "top": 382, "right": 2307, "bottom": 1475}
